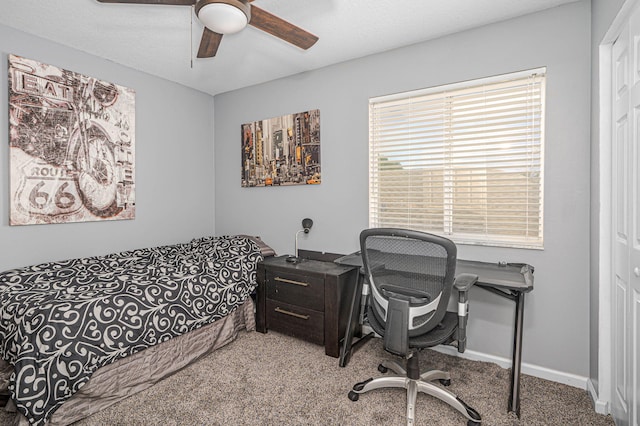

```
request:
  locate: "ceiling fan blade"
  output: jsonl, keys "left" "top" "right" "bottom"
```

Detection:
{"left": 197, "top": 28, "right": 223, "bottom": 58}
{"left": 249, "top": 6, "right": 318, "bottom": 50}
{"left": 96, "top": 0, "right": 196, "bottom": 5}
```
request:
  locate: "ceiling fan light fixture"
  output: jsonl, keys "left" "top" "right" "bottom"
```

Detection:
{"left": 196, "top": 0, "right": 250, "bottom": 35}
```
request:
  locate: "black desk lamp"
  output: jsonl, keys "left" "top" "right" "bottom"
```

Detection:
{"left": 286, "top": 218, "right": 313, "bottom": 263}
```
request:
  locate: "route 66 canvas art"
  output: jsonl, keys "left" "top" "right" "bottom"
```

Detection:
{"left": 8, "top": 54, "right": 135, "bottom": 225}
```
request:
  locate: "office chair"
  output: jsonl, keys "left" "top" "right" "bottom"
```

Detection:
{"left": 348, "top": 228, "right": 481, "bottom": 426}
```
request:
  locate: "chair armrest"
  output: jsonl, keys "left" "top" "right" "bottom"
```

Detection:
{"left": 453, "top": 273, "right": 477, "bottom": 354}
{"left": 454, "top": 273, "right": 478, "bottom": 292}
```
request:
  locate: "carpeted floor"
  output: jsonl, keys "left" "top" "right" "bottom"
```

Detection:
{"left": 1, "top": 330, "right": 614, "bottom": 425}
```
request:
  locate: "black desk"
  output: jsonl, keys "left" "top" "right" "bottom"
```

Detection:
{"left": 334, "top": 253, "right": 534, "bottom": 418}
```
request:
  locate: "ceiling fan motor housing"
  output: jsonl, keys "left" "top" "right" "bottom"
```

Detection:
{"left": 195, "top": 0, "right": 251, "bottom": 34}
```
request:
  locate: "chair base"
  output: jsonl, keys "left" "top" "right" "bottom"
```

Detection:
{"left": 349, "top": 359, "right": 481, "bottom": 426}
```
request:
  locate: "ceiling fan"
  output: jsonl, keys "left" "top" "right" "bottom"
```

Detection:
{"left": 96, "top": 0, "right": 319, "bottom": 58}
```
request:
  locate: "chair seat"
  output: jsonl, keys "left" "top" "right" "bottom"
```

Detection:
{"left": 367, "top": 307, "right": 458, "bottom": 349}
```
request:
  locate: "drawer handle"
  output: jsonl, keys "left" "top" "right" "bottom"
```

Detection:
{"left": 274, "top": 307, "right": 310, "bottom": 320}
{"left": 274, "top": 277, "right": 309, "bottom": 287}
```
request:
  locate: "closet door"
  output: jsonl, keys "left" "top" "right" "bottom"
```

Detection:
{"left": 612, "top": 9, "right": 640, "bottom": 425}
{"left": 629, "top": 9, "right": 640, "bottom": 425}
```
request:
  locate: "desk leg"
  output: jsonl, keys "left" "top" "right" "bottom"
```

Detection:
{"left": 508, "top": 291, "right": 525, "bottom": 418}
{"left": 339, "top": 273, "right": 363, "bottom": 367}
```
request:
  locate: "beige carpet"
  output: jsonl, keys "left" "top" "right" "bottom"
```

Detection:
{"left": 1, "top": 330, "right": 614, "bottom": 425}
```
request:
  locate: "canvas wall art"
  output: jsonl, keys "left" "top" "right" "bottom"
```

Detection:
{"left": 8, "top": 54, "right": 135, "bottom": 225}
{"left": 241, "top": 109, "right": 320, "bottom": 187}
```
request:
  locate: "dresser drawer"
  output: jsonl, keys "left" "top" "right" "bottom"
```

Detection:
{"left": 266, "top": 270, "right": 324, "bottom": 311}
{"left": 266, "top": 300, "right": 324, "bottom": 345}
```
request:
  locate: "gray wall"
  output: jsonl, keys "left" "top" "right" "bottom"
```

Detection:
{"left": 215, "top": 2, "right": 592, "bottom": 377}
{"left": 0, "top": 25, "right": 216, "bottom": 272}
{"left": 589, "top": 0, "right": 626, "bottom": 396}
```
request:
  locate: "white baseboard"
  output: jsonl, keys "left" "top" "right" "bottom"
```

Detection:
{"left": 429, "top": 345, "right": 589, "bottom": 389}
{"left": 586, "top": 378, "right": 610, "bottom": 415}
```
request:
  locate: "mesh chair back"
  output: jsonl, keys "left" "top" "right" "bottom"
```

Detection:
{"left": 360, "top": 228, "right": 457, "bottom": 337}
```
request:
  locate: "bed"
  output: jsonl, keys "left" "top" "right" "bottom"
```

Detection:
{"left": 0, "top": 235, "right": 274, "bottom": 426}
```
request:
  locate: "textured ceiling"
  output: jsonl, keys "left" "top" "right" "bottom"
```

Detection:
{"left": 1, "top": 0, "right": 579, "bottom": 96}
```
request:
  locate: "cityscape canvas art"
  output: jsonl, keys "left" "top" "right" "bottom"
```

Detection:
{"left": 241, "top": 109, "right": 320, "bottom": 187}
{"left": 8, "top": 54, "right": 135, "bottom": 225}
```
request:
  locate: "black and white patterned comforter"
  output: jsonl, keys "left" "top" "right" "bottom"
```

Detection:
{"left": 0, "top": 235, "right": 263, "bottom": 425}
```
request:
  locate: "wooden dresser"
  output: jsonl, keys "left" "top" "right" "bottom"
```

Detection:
{"left": 255, "top": 255, "right": 358, "bottom": 358}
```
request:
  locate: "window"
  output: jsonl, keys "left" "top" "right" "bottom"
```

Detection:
{"left": 369, "top": 69, "right": 545, "bottom": 249}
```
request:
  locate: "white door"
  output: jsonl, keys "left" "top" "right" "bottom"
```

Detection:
{"left": 612, "top": 9, "right": 640, "bottom": 425}
{"left": 630, "top": 9, "right": 640, "bottom": 425}
{"left": 612, "top": 20, "right": 631, "bottom": 425}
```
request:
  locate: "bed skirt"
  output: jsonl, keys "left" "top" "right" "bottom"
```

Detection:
{"left": 2, "top": 298, "right": 256, "bottom": 426}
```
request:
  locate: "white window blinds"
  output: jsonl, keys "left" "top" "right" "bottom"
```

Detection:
{"left": 369, "top": 69, "right": 545, "bottom": 248}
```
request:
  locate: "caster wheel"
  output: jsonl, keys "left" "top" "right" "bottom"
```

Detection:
{"left": 378, "top": 364, "right": 388, "bottom": 373}
{"left": 353, "top": 378, "right": 372, "bottom": 391}
{"left": 348, "top": 391, "right": 360, "bottom": 401}
{"left": 439, "top": 379, "right": 451, "bottom": 386}
{"left": 464, "top": 403, "right": 481, "bottom": 425}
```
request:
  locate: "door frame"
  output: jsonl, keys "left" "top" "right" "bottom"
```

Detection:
{"left": 597, "top": 0, "right": 639, "bottom": 415}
